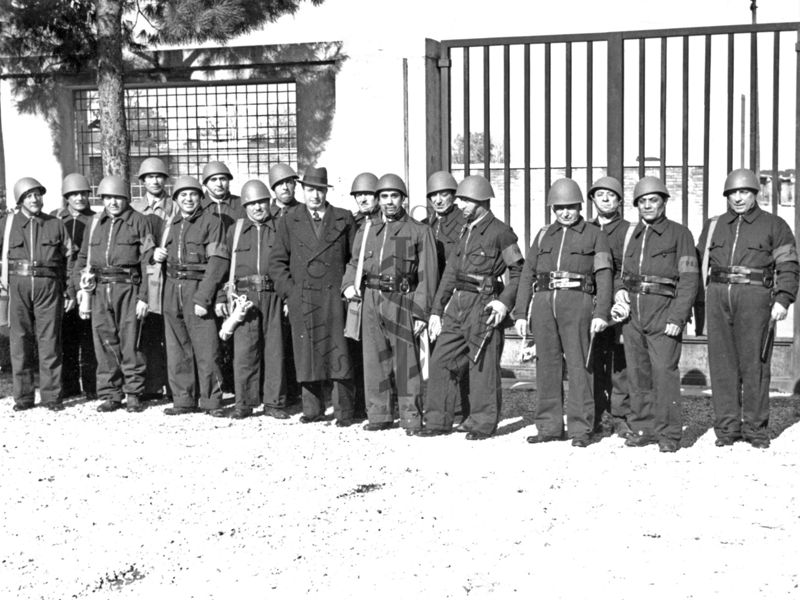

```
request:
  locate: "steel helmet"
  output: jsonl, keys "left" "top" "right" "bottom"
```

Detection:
{"left": 201, "top": 161, "right": 233, "bottom": 184}
{"left": 61, "top": 173, "right": 91, "bottom": 196}
{"left": 97, "top": 175, "right": 130, "bottom": 200}
{"left": 547, "top": 178, "right": 583, "bottom": 206}
{"left": 456, "top": 175, "right": 494, "bottom": 202}
{"left": 171, "top": 175, "right": 203, "bottom": 200}
{"left": 723, "top": 168, "right": 760, "bottom": 195}
{"left": 633, "top": 176, "right": 670, "bottom": 205}
{"left": 375, "top": 173, "right": 408, "bottom": 197}
{"left": 268, "top": 163, "right": 298, "bottom": 189}
{"left": 426, "top": 171, "right": 458, "bottom": 196}
{"left": 350, "top": 172, "right": 378, "bottom": 195}
{"left": 240, "top": 180, "right": 271, "bottom": 205}
{"left": 137, "top": 157, "right": 169, "bottom": 180}
{"left": 589, "top": 176, "right": 623, "bottom": 199}
{"left": 13, "top": 177, "right": 46, "bottom": 204}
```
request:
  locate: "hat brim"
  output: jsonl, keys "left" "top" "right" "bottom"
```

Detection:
{"left": 299, "top": 179, "right": 333, "bottom": 189}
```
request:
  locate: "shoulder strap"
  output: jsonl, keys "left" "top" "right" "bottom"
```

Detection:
{"left": 353, "top": 217, "right": 372, "bottom": 291}
{"left": 227, "top": 218, "right": 246, "bottom": 290}
{"left": 619, "top": 222, "right": 637, "bottom": 279}
{"left": 160, "top": 213, "right": 175, "bottom": 249}
{"left": 83, "top": 213, "right": 102, "bottom": 273}
{"left": 535, "top": 225, "right": 548, "bottom": 249}
{"left": 1, "top": 212, "right": 15, "bottom": 291}
{"left": 701, "top": 216, "right": 720, "bottom": 290}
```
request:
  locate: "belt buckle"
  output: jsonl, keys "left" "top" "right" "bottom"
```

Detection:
{"left": 549, "top": 278, "right": 567, "bottom": 289}
{"left": 399, "top": 278, "right": 410, "bottom": 294}
{"left": 729, "top": 273, "right": 747, "bottom": 284}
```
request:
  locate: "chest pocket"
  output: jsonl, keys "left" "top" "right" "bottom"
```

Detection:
{"left": 113, "top": 227, "right": 140, "bottom": 265}
{"left": 183, "top": 228, "right": 207, "bottom": 263}
{"left": 465, "top": 244, "right": 497, "bottom": 273}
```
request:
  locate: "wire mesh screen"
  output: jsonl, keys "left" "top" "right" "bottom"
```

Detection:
{"left": 73, "top": 81, "right": 298, "bottom": 200}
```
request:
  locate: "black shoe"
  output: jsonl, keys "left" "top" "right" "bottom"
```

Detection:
{"left": 335, "top": 418, "right": 354, "bottom": 427}
{"left": 625, "top": 433, "right": 658, "bottom": 447}
{"left": 715, "top": 437, "right": 739, "bottom": 447}
{"left": 164, "top": 406, "right": 199, "bottom": 416}
{"left": 571, "top": 435, "right": 591, "bottom": 448}
{"left": 749, "top": 438, "right": 770, "bottom": 449}
{"left": 299, "top": 414, "right": 324, "bottom": 424}
{"left": 231, "top": 407, "right": 253, "bottom": 419}
{"left": 362, "top": 421, "right": 397, "bottom": 432}
{"left": 13, "top": 403, "right": 35, "bottom": 412}
{"left": 97, "top": 400, "right": 123, "bottom": 413}
{"left": 405, "top": 426, "right": 423, "bottom": 436}
{"left": 264, "top": 407, "right": 290, "bottom": 420}
{"left": 658, "top": 438, "right": 680, "bottom": 453}
{"left": 414, "top": 428, "right": 450, "bottom": 437}
{"left": 125, "top": 395, "right": 144, "bottom": 413}
{"left": 526, "top": 434, "right": 563, "bottom": 444}
{"left": 465, "top": 431, "right": 491, "bottom": 441}
{"left": 84, "top": 392, "right": 98, "bottom": 401}
{"left": 45, "top": 403, "right": 65, "bottom": 412}
{"left": 613, "top": 421, "right": 633, "bottom": 440}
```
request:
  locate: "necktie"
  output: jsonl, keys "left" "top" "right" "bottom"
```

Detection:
{"left": 312, "top": 211, "right": 322, "bottom": 238}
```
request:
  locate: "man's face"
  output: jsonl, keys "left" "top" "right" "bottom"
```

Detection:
{"left": 274, "top": 178, "right": 297, "bottom": 204}
{"left": 554, "top": 204, "right": 582, "bottom": 226}
{"left": 245, "top": 199, "right": 269, "bottom": 222}
{"left": 726, "top": 188, "right": 757, "bottom": 215}
{"left": 637, "top": 193, "right": 666, "bottom": 223}
{"left": 142, "top": 173, "right": 166, "bottom": 196}
{"left": 302, "top": 184, "right": 327, "bottom": 210}
{"left": 379, "top": 190, "right": 403, "bottom": 218}
{"left": 456, "top": 197, "right": 484, "bottom": 222}
{"left": 176, "top": 189, "right": 201, "bottom": 215}
{"left": 206, "top": 174, "right": 230, "bottom": 200}
{"left": 20, "top": 189, "right": 44, "bottom": 216}
{"left": 353, "top": 192, "right": 377, "bottom": 215}
{"left": 591, "top": 189, "right": 620, "bottom": 217}
{"left": 66, "top": 191, "right": 89, "bottom": 212}
{"left": 103, "top": 194, "right": 129, "bottom": 217}
{"left": 429, "top": 190, "right": 455, "bottom": 215}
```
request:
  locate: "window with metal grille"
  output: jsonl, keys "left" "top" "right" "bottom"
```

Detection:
{"left": 73, "top": 81, "right": 297, "bottom": 201}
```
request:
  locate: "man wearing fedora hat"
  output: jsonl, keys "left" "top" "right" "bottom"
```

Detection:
{"left": 268, "top": 166, "right": 357, "bottom": 426}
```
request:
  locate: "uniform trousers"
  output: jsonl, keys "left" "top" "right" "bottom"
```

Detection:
{"left": 530, "top": 290, "right": 594, "bottom": 439}
{"left": 61, "top": 306, "right": 97, "bottom": 397}
{"left": 592, "top": 323, "right": 630, "bottom": 428}
{"left": 706, "top": 283, "right": 772, "bottom": 443}
{"left": 91, "top": 282, "right": 146, "bottom": 401}
{"left": 425, "top": 290, "right": 503, "bottom": 436}
{"left": 301, "top": 380, "right": 354, "bottom": 421}
{"left": 140, "top": 312, "right": 169, "bottom": 398}
{"left": 162, "top": 278, "right": 223, "bottom": 410}
{"left": 9, "top": 276, "right": 63, "bottom": 406}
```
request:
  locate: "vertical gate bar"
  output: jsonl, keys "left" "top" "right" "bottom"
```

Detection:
{"left": 639, "top": 38, "right": 646, "bottom": 177}
{"left": 660, "top": 37, "right": 667, "bottom": 182}
{"left": 463, "top": 48, "right": 471, "bottom": 176}
{"left": 484, "top": 45, "right": 491, "bottom": 179}
{"left": 440, "top": 46, "right": 451, "bottom": 170}
{"left": 504, "top": 44, "right": 511, "bottom": 223}
{"left": 586, "top": 41, "right": 594, "bottom": 220}
{"left": 726, "top": 33, "right": 734, "bottom": 174}
{"left": 545, "top": 42, "right": 552, "bottom": 224}
{"left": 749, "top": 29, "right": 759, "bottom": 172}
{"left": 682, "top": 35, "right": 689, "bottom": 224}
{"left": 607, "top": 34, "right": 624, "bottom": 186}
{"left": 792, "top": 25, "right": 800, "bottom": 384}
{"left": 771, "top": 31, "right": 780, "bottom": 213}
{"left": 524, "top": 43, "right": 531, "bottom": 249}
{"left": 566, "top": 41, "right": 573, "bottom": 178}
{"left": 702, "top": 34, "right": 712, "bottom": 222}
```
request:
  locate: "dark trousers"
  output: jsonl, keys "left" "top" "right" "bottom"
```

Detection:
{"left": 233, "top": 291, "right": 286, "bottom": 408}
{"left": 140, "top": 312, "right": 169, "bottom": 397}
{"left": 9, "top": 276, "right": 63, "bottom": 406}
{"left": 361, "top": 288, "right": 423, "bottom": 430}
{"left": 301, "top": 379, "right": 354, "bottom": 421}
{"left": 162, "top": 278, "right": 223, "bottom": 410}
{"left": 61, "top": 307, "right": 97, "bottom": 397}
{"left": 623, "top": 297, "right": 683, "bottom": 442}
{"left": 425, "top": 290, "right": 503, "bottom": 436}
{"left": 530, "top": 291, "right": 595, "bottom": 439}
{"left": 281, "top": 311, "right": 301, "bottom": 404}
{"left": 706, "top": 284, "right": 772, "bottom": 443}
{"left": 592, "top": 323, "right": 630, "bottom": 428}
{"left": 92, "top": 283, "right": 146, "bottom": 402}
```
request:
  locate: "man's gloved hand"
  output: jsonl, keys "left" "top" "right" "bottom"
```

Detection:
{"left": 484, "top": 300, "right": 508, "bottom": 327}
{"left": 428, "top": 315, "right": 442, "bottom": 341}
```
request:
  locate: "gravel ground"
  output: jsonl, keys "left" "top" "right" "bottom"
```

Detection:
{"left": 2, "top": 374, "right": 799, "bottom": 599}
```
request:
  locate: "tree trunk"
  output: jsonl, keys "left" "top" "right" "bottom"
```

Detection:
{"left": 95, "top": 0, "right": 129, "bottom": 180}
{"left": 0, "top": 83, "right": 7, "bottom": 211}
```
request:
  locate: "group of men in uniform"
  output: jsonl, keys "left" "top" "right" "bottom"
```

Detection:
{"left": 1, "top": 160, "right": 796, "bottom": 450}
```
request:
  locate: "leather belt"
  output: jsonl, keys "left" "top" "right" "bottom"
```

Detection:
{"left": 623, "top": 274, "right": 677, "bottom": 298}
{"left": 235, "top": 274, "right": 275, "bottom": 293}
{"left": 363, "top": 273, "right": 416, "bottom": 293}
{"left": 8, "top": 260, "right": 61, "bottom": 278}
{"left": 535, "top": 271, "right": 595, "bottom": 293}
{"left": 93, "top": 267, "right": 141, "bottom": 285}
{"left": 166, "top": 264, "right": 206, "bottom": 281}
{"left": 709, "top": 265, "right": 773, "bottom": 288}
{"left": 453, "top": 272, "right": 501, "bottom": 295}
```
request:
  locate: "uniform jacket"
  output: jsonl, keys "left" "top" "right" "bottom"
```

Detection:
{"left": 72, "top": 207, "right": 156, "bottom": 303}
{"left": 203, "top": 193, "right": 243, "bottom": 230}
{"left": 268, "top": 203, "right": 356, "bottom": 381}
{"left": 697, "top": 205, "right": 798, "bottom": 308}
{"left": 591, "top": 212, "right": 631, "bottom": 275}
{"left": 0, "top": 211, "right": 77, "bottom": 298}
{"left": 513, "top": 217, "right": 613, "bottom": 321}
{"left": 52, "top": 206, "right": 96, "bottom": 253}
{"left": 162, "top": 206, "right": 230, "bottom": 309}
{"left": 342, "top": 209, "right": 438, "bottom": 321}
{"left": 221, "top": 208, "right": 281, "bottom": 301}
{"left": 424, "top": 207, "right": 466, "bottom": 280}
{"left": 618, "top": 214, "right": 699, "bottom": 329}
{"left": 270, "top": 198, "right": 301, "bottom": 219}
{"left": 431, "top": 210, "right": 524, "bottom": 317}
{"left": 133, "top": 192, "right": 178, "bottom": 240}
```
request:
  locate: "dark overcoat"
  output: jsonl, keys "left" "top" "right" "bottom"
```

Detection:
{"left": 268, "top": 204, "right": 356, "bottom": 382}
